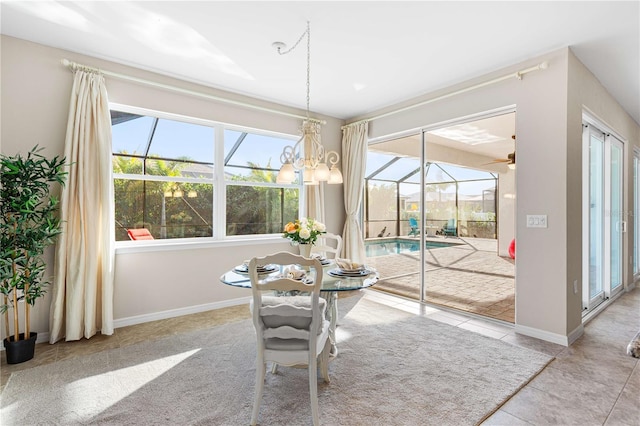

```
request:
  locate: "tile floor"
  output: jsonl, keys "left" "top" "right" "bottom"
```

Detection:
{"left": 367, "top": 236, "right": 516, "bottom": 322}
{"left": 362, "top": 288, "right": 640, "bottom": 425}
{"left": 1, "top": 286, "right": 638, "bottom": 425}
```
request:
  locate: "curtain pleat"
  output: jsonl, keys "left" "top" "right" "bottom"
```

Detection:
{"left": 306, "top": 184, "right": 325, "bottom": 225}
{"left": 341, "top": 122, "right": 368, "bottom": 263}
{"left": 49, "top": 70, "right": 114, "bottom": 343}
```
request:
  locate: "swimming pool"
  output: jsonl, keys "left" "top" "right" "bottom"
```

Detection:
{"left": 365, "top": 238, "right": 455, "bottom": 257}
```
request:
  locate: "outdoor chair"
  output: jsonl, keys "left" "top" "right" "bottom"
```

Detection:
{"left": 311, "top": 232, "right": 343, "bottom": 259}
{"left": 127, "top": 228, "right": 154, "bottom": 240}
{"left": 408, "top": 217, "right": 419, "bottom": 236}
{"left": 441, "top": 219, "right": 457, "bottom": 237}
{"left": 248, "top": 252, "right": 331, "bottom": 426}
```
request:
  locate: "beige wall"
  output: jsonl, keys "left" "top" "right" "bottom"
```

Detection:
{"left": 352, "top": 47, "right": 639, "bottom": 344}
{"left": 0, "top": 36, "right": 345, "bottom": 340}
{"left": 3, "top": 34, "right": 638, "bottom": 345}
{"left": 566, "top": 49, "right": 640, "bottom": 334}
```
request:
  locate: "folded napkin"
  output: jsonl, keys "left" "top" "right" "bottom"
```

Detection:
{"left": 335, "top": 258, "right": 364, "bottom": 270}
{"left": 284, "top": 267, "right": 307, "bottom": 280}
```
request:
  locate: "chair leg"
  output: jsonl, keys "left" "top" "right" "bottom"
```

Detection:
{"left": 251, "top": 358, "right": 266, "bottom": 426}
{"left": 320, "top": 339, "right": 331, "bottom": 383}
{"left": 309, "top": 356, "right": 320, "bottom": 426}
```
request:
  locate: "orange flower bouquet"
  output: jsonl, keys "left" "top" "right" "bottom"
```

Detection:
{"left": 283, "top": 217, "right": 326, "bottom": 245}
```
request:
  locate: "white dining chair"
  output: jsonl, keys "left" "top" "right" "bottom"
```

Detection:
{"left": 248, "top": 251, "right": 331, "bottom": 426}
{"left": 311, "top": 232, "right": 343, "bottom": 259}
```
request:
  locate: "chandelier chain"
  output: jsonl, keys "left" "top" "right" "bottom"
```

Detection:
{"left": 275, "top": 21, "right": 311, "bottom": 118}
{"left": 306, "top": 21, "right": 311, "bottom": 118}
{"left": 274, "top": 21, "right": 342, "bottom": 185}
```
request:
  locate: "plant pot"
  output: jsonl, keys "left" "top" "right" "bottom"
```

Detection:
{"left": 3, "top": 332, "right": 37, "bottom": 364}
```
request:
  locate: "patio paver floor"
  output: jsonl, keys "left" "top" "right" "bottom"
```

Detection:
{"left": 365, "top": 237, "right": 515, "bottom": 323}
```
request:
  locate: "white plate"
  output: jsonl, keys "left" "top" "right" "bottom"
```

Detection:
{"left": 338, "top": 267, "right": 366, "bottom": 273}
{"left": 234, "top": 264, "right": 278, "bottom": 275}
{"left": 328, "top": 269, "right": 371, "bottom": 278}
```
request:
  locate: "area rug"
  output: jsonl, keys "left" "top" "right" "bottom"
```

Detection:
{"left": 1, "top": 297, "right": 552, "bottom": 425}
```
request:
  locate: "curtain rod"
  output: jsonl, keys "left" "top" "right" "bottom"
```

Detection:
{"left": 60, "top": 59, "right": 326, "bottom": 125}
{"left": 343, "top": 61, "right": 548, "bottom": 129}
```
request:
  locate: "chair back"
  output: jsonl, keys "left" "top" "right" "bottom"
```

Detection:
{"left": 127, "top": 228, "right": 154, "bottom": 240}
{"left": 311, "top": 232, "right": 343, "bottom": 259}
{"left": 248, "top": 251, "right": 331, "bottom": 426}
{"left": 249, "top": 252, "right": 326, "bottom": 359}
{"left": 442, "top": 219, "right": 457, "bottom": 236}
{"left": 409, "top": 218, "right": 418, "bottom": 228}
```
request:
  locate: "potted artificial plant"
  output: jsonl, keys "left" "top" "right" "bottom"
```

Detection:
{"left": 1, "top": 146, "right": 66, "bottom": 364}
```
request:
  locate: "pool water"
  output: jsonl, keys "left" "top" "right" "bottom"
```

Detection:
{"left": 365, "top": 238, "right": 454, "bottom": 257}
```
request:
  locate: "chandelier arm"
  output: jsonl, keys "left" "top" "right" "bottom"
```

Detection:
{"left": 325, "top": 151, "right": 341, "bottom": 166}
{"left": 280, "top": 145, "right": 296, "bottom": 164}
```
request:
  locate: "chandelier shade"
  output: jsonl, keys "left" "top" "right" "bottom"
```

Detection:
{"left": 273, "top": 22, "right": 343, "bottom": 186}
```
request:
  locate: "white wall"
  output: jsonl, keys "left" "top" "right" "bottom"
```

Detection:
{"left": 0, "top": 36, "right": 345, "bottom": 340}
{"left": 351, "top": 47, "right": 640, "bottom": 344}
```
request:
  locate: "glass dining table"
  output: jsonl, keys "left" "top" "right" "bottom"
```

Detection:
{"left": 219, "top": 262, "right": 379, "bottom": 357}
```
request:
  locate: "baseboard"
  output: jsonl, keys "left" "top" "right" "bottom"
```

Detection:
{"left": 2, "top": 299, "right": 251, "bottom": 351}
{"left": 567, "top": 324, "right": 584, "bottom": 345}
{"left": 113, "top": 297, "right": 251, "bottom": 329}
{"left": 514, "top": 323, "right": 583, "bottom": 347}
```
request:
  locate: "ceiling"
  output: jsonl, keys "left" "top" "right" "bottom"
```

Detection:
{"left": 2, "top": 1, "right": 638, "bottom": 126}
{"left": 369, "top": 112, "right": 516, "bottom": 168}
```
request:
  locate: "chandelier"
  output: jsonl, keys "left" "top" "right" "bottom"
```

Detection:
{"left": 274, "top": 22, "right": 343, "bottom": 185}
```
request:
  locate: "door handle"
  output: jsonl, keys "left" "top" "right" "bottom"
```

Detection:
{"left": 617, "top": 221, "right": 627, "bottom": 233}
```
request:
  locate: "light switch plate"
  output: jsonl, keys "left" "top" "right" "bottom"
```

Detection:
{"left": 526, "top": 214, "right": 548, "bottom": 228}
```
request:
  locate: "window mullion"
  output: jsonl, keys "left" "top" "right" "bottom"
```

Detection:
{"left": 215, "top": 126, "right": 226, "bottom": 240}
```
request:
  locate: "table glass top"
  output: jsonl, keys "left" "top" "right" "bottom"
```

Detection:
{"left": 220, "top": 262, "right": 378, "bottom": 292}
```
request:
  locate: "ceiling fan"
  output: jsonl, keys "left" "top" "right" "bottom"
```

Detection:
{"left": 485, "top": 135, "right": 516, "bottom": 169}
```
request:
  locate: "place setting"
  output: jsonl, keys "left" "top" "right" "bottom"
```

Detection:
{"left": 273, "top": 267, "right": 314, "bottom": 284}
{"left": 233, "top": 261, "right": 279, "bottom": 276}
{"left": 328, "top": 258, "right": 372, "bottom": 278}
{"left": 311, "top": 253, "right": 333, "bottom": 266}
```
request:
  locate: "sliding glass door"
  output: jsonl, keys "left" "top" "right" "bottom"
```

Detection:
{"left": 582, "top": 121, "right": 624, "bottom": 314}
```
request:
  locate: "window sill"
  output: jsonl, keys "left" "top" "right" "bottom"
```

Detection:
{"left": 115, "top": 235, "right": 290, "bottom": 254}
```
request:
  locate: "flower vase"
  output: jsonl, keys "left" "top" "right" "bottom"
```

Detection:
{"left": 298, "top": 243, "right": 312, "bottom": 270}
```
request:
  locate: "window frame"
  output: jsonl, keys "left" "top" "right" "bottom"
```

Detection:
{"left": 110, "top": 103, "right": 304, "bottom": 247}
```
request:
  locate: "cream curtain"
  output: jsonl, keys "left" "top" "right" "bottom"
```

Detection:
{"left": 306, "top": 184, "right": 325, "bottom": 225}
{"left": 49, "top": 69, "right": 115, "bottom": 343}
{"left": 341, "top": 122, "right": 368, "bottom": 263}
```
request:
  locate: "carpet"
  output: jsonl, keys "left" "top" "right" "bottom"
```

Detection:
{"left": 1, "top": 296, "right": 552, "bottom": 425}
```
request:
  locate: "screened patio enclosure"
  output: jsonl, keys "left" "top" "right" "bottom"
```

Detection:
{"left": 365, "top": 151, "right": 498, "bottom": 240}
{"left": 111, "top": 110, "right": 301, "bottom": 241}
{"left": 363, "top": 111, "right": 516, "bottom": 323}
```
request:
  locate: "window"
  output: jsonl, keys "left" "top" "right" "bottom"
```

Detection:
{"left": 224, "top": 129, "right": 301, "bottom": 236}
{"left": 111, "top": 107, "right": 301, "bottom": 242}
